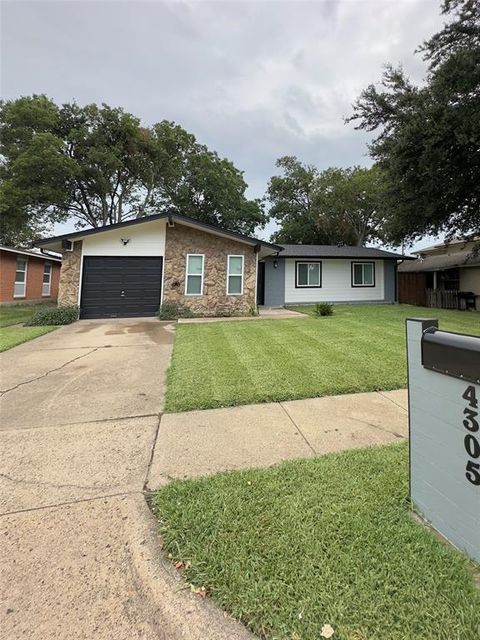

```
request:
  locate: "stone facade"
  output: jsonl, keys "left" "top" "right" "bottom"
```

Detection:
{"left": 58, "top": 241, "right": 82, "bottom": 306}
{"left": 163, "top": 223, "right": 257, "bottom": 316}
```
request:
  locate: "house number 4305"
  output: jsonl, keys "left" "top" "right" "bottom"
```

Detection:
{"left": 462, "top": 385, "right": 480, "bottom": 486}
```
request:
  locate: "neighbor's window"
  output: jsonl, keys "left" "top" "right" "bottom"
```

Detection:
{"left": 14, "top": 257, "right": 28, "bottom": 297}
{"left": 185, "top": 254, "right": 204, "bottom": 295}
{"left": 227, "top": 255, "right": 244, "bottom": 295}
{"left": 352, "top": 262, "right": 375, "bottom": 287}
{"left": 42, "top": 262, "right": 52, "bottom": 296}
{"left": 296, "top": 262, "right": 322, "bottom": 288}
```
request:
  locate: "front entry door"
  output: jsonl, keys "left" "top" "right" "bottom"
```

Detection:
{"left": 257, "top": 261, "right": 265, "bottom": 305}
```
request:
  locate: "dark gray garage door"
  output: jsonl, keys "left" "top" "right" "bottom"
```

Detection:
{"left": 80, "top": 256, "right": 163, "bottom": 319}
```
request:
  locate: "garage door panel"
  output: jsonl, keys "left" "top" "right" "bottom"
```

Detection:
{"left": 120, "top": 305, "right": 158, "bottom": 317}
{"left": 83, "top": 275, "right": 123, "bottom": 285}
{"left": 80, "top": 256, "right": 163, "bottom": 319}
{"left": 82, "top": 304, "right": 122, "bottom": 318}
{"left": 123, "top": 275, "right": 160, "bottom": 284}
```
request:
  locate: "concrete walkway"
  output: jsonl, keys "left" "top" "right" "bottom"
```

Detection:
{"left": 0, "top": 319, "right": 252, "bottom": 640}
{"left": 147, "top": 389, "right": 408, "bottom": 486}
{"left": 178, "top": 307, "right": 306, "bottom": 323}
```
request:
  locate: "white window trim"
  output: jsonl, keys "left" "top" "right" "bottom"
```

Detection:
{"left": 185, "top": 254, "right": 205, "bottom": 296}
{"left": 296, "top": 261, "right": 322, "bottom": 288}
{"left": 227, "top": 255, "right": 244, "bottom": 296}
{"left": 42, "top": 262, "right": 52, "bottom": 297}
{"left": 14, "top": 257, "right": 28, "bottom": 298}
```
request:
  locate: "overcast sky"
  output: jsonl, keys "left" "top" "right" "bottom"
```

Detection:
{"left": 1, "top": 0, "right": 445, "bottom": 247}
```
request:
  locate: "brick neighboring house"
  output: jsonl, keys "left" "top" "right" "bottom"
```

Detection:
{"left": 0, "top": 246, "right": 61, "bottom": 305}
{"left": 36, "top": 213, "right": 407, "bottom": 320}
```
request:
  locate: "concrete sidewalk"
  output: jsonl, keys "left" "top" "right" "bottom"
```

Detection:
{"left": 148, "top": 389, "right": 408, "bottom": 487}
{"left": 0, "top": 319, "right": 253, "bottom": 640}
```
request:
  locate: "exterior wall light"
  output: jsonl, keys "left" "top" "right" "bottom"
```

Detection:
{"left": 121, "top": 238, "right": 130, "bottom": 245}
{"left": 273, "top": 259, "right": 278, "bottom": 269}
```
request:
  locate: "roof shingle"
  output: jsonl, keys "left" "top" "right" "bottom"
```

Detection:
{"left": 277, "top": 244, "right": 408, "bottom": 260}
{"left": 398, "top": 252, "right": 480, "bottom": 272}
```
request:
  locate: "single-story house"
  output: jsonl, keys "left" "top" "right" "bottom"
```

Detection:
{"left": 259, "top": 244, "right": 404, "bottom": 307}
{"left": 36, "top": 213, "right": 408, "bottom": 319}
{"left": 0, "top": 245, "right": 61, "bottom": 305}
{"left": 398, "top": 238, "right": 480, "bottom": 310}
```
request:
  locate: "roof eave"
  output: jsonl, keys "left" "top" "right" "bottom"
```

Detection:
{"left": 0, "top": 245, "right": 62, "bottom": 262}
{"left": 275, "top": 253, "right": 413, "bottom": 260}
{"left": 35, "top": 213, "right": 282, "bottom": 253}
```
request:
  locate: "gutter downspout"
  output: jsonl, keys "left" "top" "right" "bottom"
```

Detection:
{"left": 254, "top": 244, "right": 261, "bottom": 312}
{"left": 396, "top": 257, "right": 406, "bottom": 304}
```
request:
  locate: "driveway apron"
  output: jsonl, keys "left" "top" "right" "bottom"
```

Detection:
{"left": 0, "top": 320, "right": 177, "bottom": 639}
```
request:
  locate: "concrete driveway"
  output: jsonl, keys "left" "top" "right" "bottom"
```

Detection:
{"left": 0, "top": 319, "right": 252, "bottom": 640}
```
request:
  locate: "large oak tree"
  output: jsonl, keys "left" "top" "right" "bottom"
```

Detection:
{"left": 348, "top": 0, "right": 480, "bottom": 245}
{"left": 0, "top": 96, "right": 265, "bottom": 245}
{"left": 267, "top": 156, "right": 385, "bottom": 246}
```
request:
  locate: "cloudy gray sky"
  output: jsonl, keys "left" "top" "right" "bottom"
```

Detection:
{"left": 1, "top": 0, "right": 444, "bottom": 246}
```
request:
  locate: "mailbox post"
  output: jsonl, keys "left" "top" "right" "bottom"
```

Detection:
{"left": 406, "top": 318, "right": 480, "bottom": 564}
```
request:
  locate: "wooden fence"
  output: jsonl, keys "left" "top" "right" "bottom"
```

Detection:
{"left": 425, "top": 288, "right": 459, "bottom": 309}
{"left": 398, "top": 272, "right": 427, "bottom": 306}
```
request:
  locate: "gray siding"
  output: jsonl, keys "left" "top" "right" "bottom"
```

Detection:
{"left": 263, "top": 257, "right": 285, "bottom": 306}
{"left": 407, "top": 319, "right": 480, "bottom": 564}
{"left": 284, "top": 258, "right": 385, "bottom": 303}
{"left": 262, "top": 257, "right": 397, "bottom": 306}
{"left": 384, "top": 261, "right": 397, "bottom": 302}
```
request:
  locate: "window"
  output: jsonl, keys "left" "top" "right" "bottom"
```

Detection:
{"left": 227, "top": 255, "right": 244, "bottom": 295}
{"left": 185, "top": 254, "right": 204, "bottom": 295}
{"left": 42, "top": 262, "right": 52, "bottom": 296}
{"left": 295, "top": 262, "right": 322, "bottom": 288}
{"left": 14, "top": 257, "right": 28, "bottom": 297}
{"left": 440, "top": 268, "right": 460, "bottom": 291}
{"left": 351, "top": 262, "right": 375, "bottom": 287}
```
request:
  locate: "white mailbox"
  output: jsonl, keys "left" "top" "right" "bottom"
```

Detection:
{"left": 406, "top": 318, "right": 480, "bottom": 564}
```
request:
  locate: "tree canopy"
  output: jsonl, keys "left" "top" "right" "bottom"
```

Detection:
{"left": 267, "top": 156, "right": 385, "bottom": 246}
{"left": 348, "top": 0, "right": 480, "bottom": 245}
{"left": 0, "top": 96, "right": 265, "bottom": 245}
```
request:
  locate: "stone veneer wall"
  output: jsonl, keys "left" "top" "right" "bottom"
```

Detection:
{"left": 163, "top": 224, "right": 257, "bottom": 316}
{"left": 57, "top": 241, "right": 82, "bottom": 306}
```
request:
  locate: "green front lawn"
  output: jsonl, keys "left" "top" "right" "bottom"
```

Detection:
{"left": 153, "top": 443, "right": 480, "bottom": 640}
{"left": 0, "top": 325, "right": 57, "bottom": 352}
{"left": 0, "top": 304, "right": 57, "bottom": 351}
{"left": 288, "top": 304, "right": 480, "bottom": 332}
{"left": 165, "top": 304, "right": 480, "bottom": 412}
{"left": 0, "top": 303, "right": 55, "bottom": 327}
